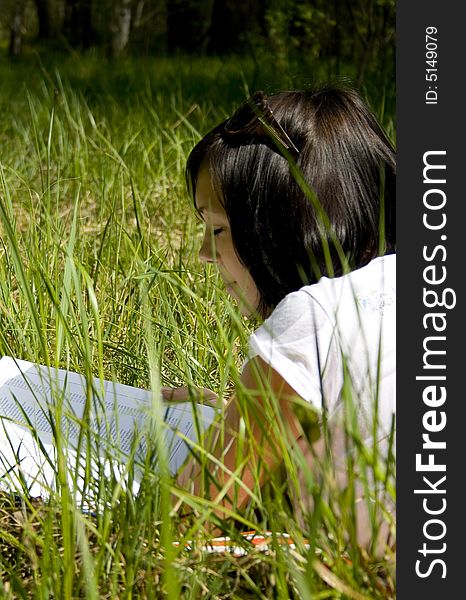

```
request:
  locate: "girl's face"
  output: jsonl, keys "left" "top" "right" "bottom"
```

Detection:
{"left": 195, "top": 164, "right": 260, "bottom": 317}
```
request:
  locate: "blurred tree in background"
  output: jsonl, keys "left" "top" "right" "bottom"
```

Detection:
{"left": 0, "top": 0, "right": 395, "bottom": 84}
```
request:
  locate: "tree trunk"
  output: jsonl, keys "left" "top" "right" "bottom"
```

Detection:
{"left": 167, "top": 0, "right": 215, "bottom": 54}
{"left": 64, "top": 0, "right": 93, "bottom": 49}
{"left": 110, "top": 0, "right": 132, "bottom": 57}
{"left": 9, "top": 0, "right": 26, "bottom": 57}
{"left": 133, "top": 0, "right": 145, "bottom": 28}
{"left": 208, "top": 0, "right": 267, "bottom": 55}
{"left": 35, "top": 0, "right": 52, "bottom": 39}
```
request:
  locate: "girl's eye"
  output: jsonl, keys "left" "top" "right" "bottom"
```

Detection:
{"left": 213, "top": 228, "right": 224, "bottom": 236}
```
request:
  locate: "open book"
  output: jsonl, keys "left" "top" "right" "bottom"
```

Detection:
{"left": 0, "top": 356, "right": 216, "bottom": 499}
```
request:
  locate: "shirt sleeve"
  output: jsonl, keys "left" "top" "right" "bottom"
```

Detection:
{"left": 247, "top": 290, "right": 338, "bottom": 413}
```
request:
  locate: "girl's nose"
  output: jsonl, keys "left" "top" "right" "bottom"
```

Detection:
{"left": 199, "top": 235, "right": 217, "bottom": 263}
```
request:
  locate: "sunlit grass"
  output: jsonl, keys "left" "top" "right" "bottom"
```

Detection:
{"left": 0, "top": 58, "right": 395, "bottom": 598}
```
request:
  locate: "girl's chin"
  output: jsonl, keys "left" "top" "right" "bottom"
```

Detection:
{"left": 234, "top": 296, "right": 259, "bottom": 319}
{"left": 224, "top": 284, "right": 260, "bottom": 318}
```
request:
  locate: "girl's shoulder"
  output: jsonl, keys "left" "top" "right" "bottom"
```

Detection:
{"left": 307, "top": 254, "right": 396, "bottom": 297}
{"left": 268, "top": 253, "right": 396, "bottom": 327}
{"left": 249, "top": 254, "right": 396, "bottom": 354}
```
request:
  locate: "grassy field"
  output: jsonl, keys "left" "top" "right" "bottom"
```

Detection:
{"left": 0, "top": 54, "right": 395, "bottom": 598}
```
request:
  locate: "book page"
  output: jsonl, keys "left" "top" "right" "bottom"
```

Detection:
{"left": 0, "top": 356, "right": 216, "bottom": 498}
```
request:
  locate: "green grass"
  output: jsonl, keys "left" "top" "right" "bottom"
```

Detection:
{"left": 0, "top": 55, "right": 395, "bottom": 598}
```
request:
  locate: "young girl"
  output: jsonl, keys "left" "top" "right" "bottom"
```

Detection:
{"left": 163, "top": 86, "right": 396, "bottom": 544}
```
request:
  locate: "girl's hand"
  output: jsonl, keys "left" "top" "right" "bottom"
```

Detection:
{"left": 161, "top": 386, "right": 218, "bottom": 407}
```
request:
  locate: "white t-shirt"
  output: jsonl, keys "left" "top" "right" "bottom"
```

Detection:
{"left": 247, "top": 254, "right": 396, "bottom": 445}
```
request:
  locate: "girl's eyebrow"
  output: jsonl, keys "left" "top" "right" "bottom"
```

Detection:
{"left": 198, "top": 206, "right": 219, "bottom": 217}
{"left": 195, "top": 207, "right": 207, "bottom": 223}
{"left": 196, "top": 207, "right": 206, "bottom": 221}
{"left": 197, "top": 205, "right": 227, "bottom": 219}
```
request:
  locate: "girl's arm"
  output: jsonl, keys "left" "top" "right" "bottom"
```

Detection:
{"left": 173, "top": 356, "right": 306, "bottom": 518}
{"left": 169, "top": 361, "right": 392, "bottom": 554}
